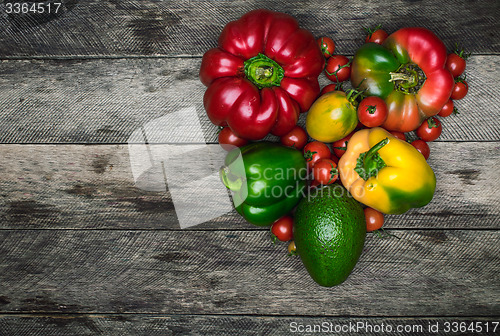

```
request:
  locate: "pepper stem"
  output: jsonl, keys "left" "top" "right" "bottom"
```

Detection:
{"left": 244, "top": 53, "right": 284, "bottom": 89}
{"left": 389, "top": 63, "right": 426, "bottom": 94}
{"left": 354, "top": 138, "right": 389, "bottom": 180}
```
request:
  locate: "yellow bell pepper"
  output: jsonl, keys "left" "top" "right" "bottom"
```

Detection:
{"left": 339, "top": 127, "right": 436, "bottom": 214}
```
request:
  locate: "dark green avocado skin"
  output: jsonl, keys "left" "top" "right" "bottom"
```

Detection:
{"left": 294, "top": 185, "right": 366, "bottom": 287}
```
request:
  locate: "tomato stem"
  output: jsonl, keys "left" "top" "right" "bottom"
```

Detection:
{"left": 364, "top": 24, "right": 383, "bottom": 39}
{"left": 325, "top": 59, "right": 352, "bottom": 83}
{"left": 320, "top": 37, "right": 333, "bottom": 57}
{"left": 328, "top": 163, "right": 338, "bottom": 183}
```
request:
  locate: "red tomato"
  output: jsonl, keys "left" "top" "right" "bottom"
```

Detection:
{"left": 331, "top": 133, "right": 353, "bottom": 158}
{"left": 271, "top": 215, "right": 294, "bottom": 242}
{"left": 320, "top": 83, "right": 337, "bottom": 95}
{"left": 451, "top": 78, "right": 468, "bottom": 100}
{"left": 218, "top": 127, "right": 248, "bottom": 151}
{"left": 280, "top": 126, "right": 308, "bottom": 150}
{"left": 317, "top": 37, "right": 335, "bottom": 58}
{"left": 411, "top": 139, "right": 430, "bottom": 160}
{"left": 446, "top": 53, "right": 466, "bottom": 78}
{"left": 416, "top": 117, "right": 442, "bottom": 142}
{"left": 312, "top": 158, "right": 338, "bottom": 185}
{"left": 303, "top": 141, "right": 331, "bottom": 170}
{"left": 437, "top": 100, "right": 455, "bottom": 118}
{"left": 325, "top": 55, "right": 351, "bottom": 82}
{"left": 364, "top": 207, "right": 384, "bottom": 232}
{"left": 365, "top": 26, "right": 388, "bottom": 44}
{"left": 389, "top": 131, "right": 406, "bottom": 141}
{"left": 357, "top": 96, "right": 388, "bottom": 127}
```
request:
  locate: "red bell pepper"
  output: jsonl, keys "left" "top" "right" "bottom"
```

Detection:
{"left": 200, "top": 9, "right": 324, "bottom": 140}
{"left": 351, "top": 27, "right": 454, "bottom": 132}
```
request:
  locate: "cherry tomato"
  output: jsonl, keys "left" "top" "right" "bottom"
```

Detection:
{"left": 364, "top": 207, "right": 384, "bottom": 232}
{"left": 325, "top": 55, "right": 351, "bottom": 82}
{"left": 218, "top": 127, "right": 248, "bottom": 151}
{"left": 317, "top": 37, "right": 335, "bottom": 58}
{"left": 416, "top": 117, "right": 442, "bottom": 142}
{"left": 288, "top": 241, "right": 297, "bottom": 255}
{"left": 312, "top": 158, "right": 338, "bottom": 185}
{"left": 451, "top": 78, "right": 468, "bottom": 100}
{"left": 357, "top": 96, "right": 388, "bottom": 127}
{"left": 411, "top": 139, "right": 430, "bottom": 160}
{"left": 320, "top": 83, "right": 337, "bottom": 95}
{"left": 438, "top": 100, "right": 455, "bottom": 118}
{"left": 365, "top": 25, "right": 388, "bottom": 44}
{"left": 389, "top": 131, "right": 406, "bottom": 141}
{"left": 331, "top": 133, "right": 353, "bottom": 158}
{"left": 280, "top": 126, "right": 308, "bottom": 150}
{"left": 271, "top": 215, "right": 294, "bottom": 242}
{"left": 303, "top": 141, "right": 331, "bottom": 170}
{"left": 446, "top": 51, "right": 467, "bottom": 78}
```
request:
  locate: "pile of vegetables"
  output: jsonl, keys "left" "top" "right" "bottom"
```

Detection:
{"left": 199, "top": 9, "right": 469, "bottom": 285}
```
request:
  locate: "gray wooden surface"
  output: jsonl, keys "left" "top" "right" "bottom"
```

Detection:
{"left": 0, "top": 0, "right": 499, "bottom": 335}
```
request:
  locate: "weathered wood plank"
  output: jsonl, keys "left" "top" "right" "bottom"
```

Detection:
{"left": 0, "top": 315, "right": 499, "bottom": 335}
{"left": 0, "top": 0, "right": 498, "bottom": 58}
{"left": 1, "top": 143, "right": 498, "bottom": 230}
{"left": 0, "top": 230, "right": 498, "bottom": 316}
{"left": 0, "top": 56, "right": 498, "bottom": 143}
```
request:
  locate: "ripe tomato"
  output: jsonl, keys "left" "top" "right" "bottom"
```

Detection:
{"left": 365, "top": 25, "right": 388, "bottom": 44}
{"left": 357, "top": 96, "right": 388, "bottom": 127}
{"left": 438, "top": 100, "right": 455, "bottom": 118}
{"left": 446, "top": 52, "right": 467, "bottom": 78}
{"left": 303, "top": 141, "right": 331, "bottom": 170}
{"left": 451, "top": 78, "right": 468, "bottom": 100}
{"left": 288, "top": 241, "right": 297, "bottom": 256}
{"left": 364, "top": 207, "right": 384, "bottom": 232}
{"left": 325, "top": 55, "right": 351, "bottom": 82}
{"left": 410, "top": 139, "right": 430, "bottom": 160}
{"left": 320, "top": 83, "right": 337, "bottom": 95}
{"left": 280, "top": 126, "right": 308, "bottom": 150}
{"left": 416, "top": 117, "right": 442, "bottom": 142}
{"left": 312, "top": 158, "right": 338, "bottom": 185}
{"left": 389, "top": 131, "right": 406, "bottom": 141}
{"left": 271, "top": 215, "right": 294, "bottom": 242}
{"left": 317, "top": 37, "right": 335, "bottom": 58}
{"left": 331, "top": 133, "right": 353, "bottom": 158}
{"left": 218, "top": 127, "right": 248, "bottom": 151}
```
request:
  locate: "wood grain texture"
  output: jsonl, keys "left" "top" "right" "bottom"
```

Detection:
{"left": 0, "top": 56, "right": 498, "bottom": 144}
{"left": 0, "top": 230, "right": 498, "bottom": 316}
{"left": 0, "top": 0, "right": 498, "bottom": 58}
{"left": 0, "top": 143, "right": 498, "bottom": 230}
{"left": 1, "top": 315, "right": 499, "bottom": 335}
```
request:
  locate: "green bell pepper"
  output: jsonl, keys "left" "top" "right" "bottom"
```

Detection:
{"left": 220, "top": 142, "right": 307, "bottom": 226}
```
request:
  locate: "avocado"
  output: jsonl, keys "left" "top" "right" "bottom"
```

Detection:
{"left": 294, "top": 184, "right": 366, "bottom": 287}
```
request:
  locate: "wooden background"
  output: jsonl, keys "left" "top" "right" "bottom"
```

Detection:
{"left": 0, "top": 0, "right": 499, "bottom": 334}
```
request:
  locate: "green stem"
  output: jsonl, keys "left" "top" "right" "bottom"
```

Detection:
{"left": 244, "top": 53, "right": 284, "bottom": 89}
{"left": 354, "top": 138, "right": 389, "bottom": 180}
{"left": 389, "top": 63, "right": 426, "bottom": 94}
